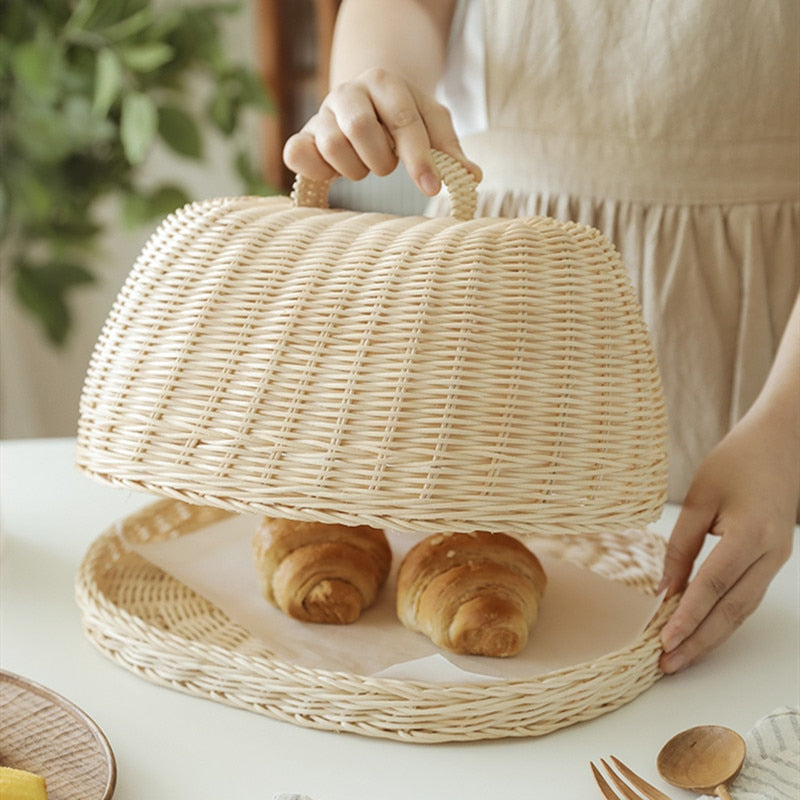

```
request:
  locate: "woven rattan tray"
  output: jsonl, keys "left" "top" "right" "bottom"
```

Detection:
{"left": 76, "top": 498, "right": 677, "bottom": 743}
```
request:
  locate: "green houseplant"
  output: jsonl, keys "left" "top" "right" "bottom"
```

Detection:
{"left": 0, "top": 0, "right": 272, "bottom": 344}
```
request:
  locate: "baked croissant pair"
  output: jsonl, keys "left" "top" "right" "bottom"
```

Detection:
{"left": 252, "top": 519, "right": 546, "bottom": 658}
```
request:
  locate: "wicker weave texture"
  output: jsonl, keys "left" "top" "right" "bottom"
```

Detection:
{"left": 77, "top": 179, "right": 667, "bottom": 536}
{"left": 75, "top": 499, "right": 676, "bottom": 743}
{"left": 0, "top": 671, "right": 116, "bottom": 799}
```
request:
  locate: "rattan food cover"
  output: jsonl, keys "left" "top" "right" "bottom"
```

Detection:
{"left": 77, "top": 151, "right": 667, "bottom": 536}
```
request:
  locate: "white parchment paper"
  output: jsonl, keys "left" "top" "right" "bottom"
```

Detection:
{"left": 124, "top": 514, "right": 663, "bottom": 684}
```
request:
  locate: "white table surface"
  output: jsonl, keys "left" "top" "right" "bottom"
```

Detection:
{"left": 1, "top": 437, "right": 798, "bottom": 800}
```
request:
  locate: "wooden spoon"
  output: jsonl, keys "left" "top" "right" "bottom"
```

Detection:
{"left": 657, "top": 725, "right": 746, "bottom": 800}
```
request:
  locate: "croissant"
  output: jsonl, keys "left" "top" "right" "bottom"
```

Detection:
{"left": 252, "top": 517, "right": 391, "bottom": 624}
{"left": 396, "top": 530, "right": 546, "bottom": 657}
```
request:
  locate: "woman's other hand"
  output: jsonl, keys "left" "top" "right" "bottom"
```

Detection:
{"left": 659, "top": 293, "right": 800, "bottom": 673}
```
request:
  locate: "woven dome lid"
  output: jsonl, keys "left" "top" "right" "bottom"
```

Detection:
{"left": 77, "top": 152, "right": 667, "bottom": 536}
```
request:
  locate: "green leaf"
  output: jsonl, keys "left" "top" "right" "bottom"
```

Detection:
{"left": 2, "top": 0, "right": 30, "bottom": 42}
{"left": 206, "top": 69, "right": 272, "bottom": 136}
{"left": 50, "top": 215, "right": 103, "bottom": 244}
{"left": 121, "top": 192, "right": 152, "bottom": 228}
{"left": 99, "top": 7, "right": 154, "bottom": 42}
{"left": 92, "top": 48, "right": 123, "bottom": 117}
{"left": 15, "top": 277, "right": 70, "bottom": 345}
{"left": 169, "top": 11, "right": 225, "bottom": 69}
{"left": 231, "top": 66, "right": 273, "bottom": 112}
{"left": 145, "top": 7, "right": 184, "bottom": 41}
{"left": 158, "top": 105, "right": 203, "bottom": 159}
{"left": 207, "top": 89, "right": 236, "bottom": 135}
{"left": 39, "top": 261, "right": 96, "bottom": 289}
{"left": 148, "top": 184, "right": 190, "bottom": 216}
{"left": 0, "top": 182, "right": 8, "bottom": 237}
{"left": 120, "top": 42, "right": 174, "bottom": 73}
{"left": 66, "top": 0, "right": 103, "bottom": 33}
{"left": 122, "top": 184, "right": 189, "bottom": 227}
{"left": 12, "top": 101, "right": 75, "bottom": 163}
{"left": 65, "top": 0, "right": 138, "bottom": 37}
{"left": 14, "top": 261, "right": 94, "bottom": 345}
{"left": 120, "top": 91, "right": 157, "bottom": 164}
{"left": 11, "top": 39, "right": 61, "bottom": 102}
{"left": 2, "top": 0, "right": 275, "bottom": 346}
{"left": 15, "top": 171, "right": 55, "bottom": 223}
{"left": 63, "top": 95, "right": 116, "bottom": 148}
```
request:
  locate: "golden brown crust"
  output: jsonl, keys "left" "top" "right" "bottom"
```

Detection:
{"left": 396, "top": 531, "right": 546, "bottom": 657}
{"left": 253, "top": 518, "right": 391, "bottom": 624}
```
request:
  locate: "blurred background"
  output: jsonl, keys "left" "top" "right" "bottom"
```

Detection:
{"left": 1, "top": 0, "right": 425, "bottom": 440}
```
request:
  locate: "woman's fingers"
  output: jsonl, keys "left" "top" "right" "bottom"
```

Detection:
{"left": 310, "top": 105, "right": 376, "bottom": 181}
{"left": 285, "top": 107, "right": 376, "bottom": 182}
{"left": 660, "top": 522, "right": 755, "bottom": 654}
{"left": 283, "top": 68, "right": 481, "bottom": 195}
{"left": 365, "top": 71, "right": 443, "bottom": 194}
{"left": 325, "top": 80, "right": 399, "bottom": 177}
{"left": 658, "top": 501, "right": 715, "bottom": 597}
{"left": 283, "top": 123, "right": 340, "bottom": 182}
{"left": 659, "top": 473, "right": 795, "bottom": 674}
{"left": 659, "top": 550, "right": 777, "bottom": 673}
{"left": 405, "top": 88, "right": 483, "bottom": 188}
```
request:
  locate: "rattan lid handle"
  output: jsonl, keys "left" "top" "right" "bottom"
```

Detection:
{"left": 291, "top": 149, "right": 478, "bottom": 221}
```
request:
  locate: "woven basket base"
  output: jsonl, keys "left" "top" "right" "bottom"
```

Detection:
{"left": 75, "top": 499, "right": 677, "bottom": 743}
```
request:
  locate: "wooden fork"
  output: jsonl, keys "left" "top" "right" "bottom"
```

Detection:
{"left": 589, "top": 756, "right": 674, "bottom": 800}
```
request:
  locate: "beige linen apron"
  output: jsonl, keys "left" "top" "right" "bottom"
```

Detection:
{"left": 438, "top": 0, "right": 800, "bottom": 503}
